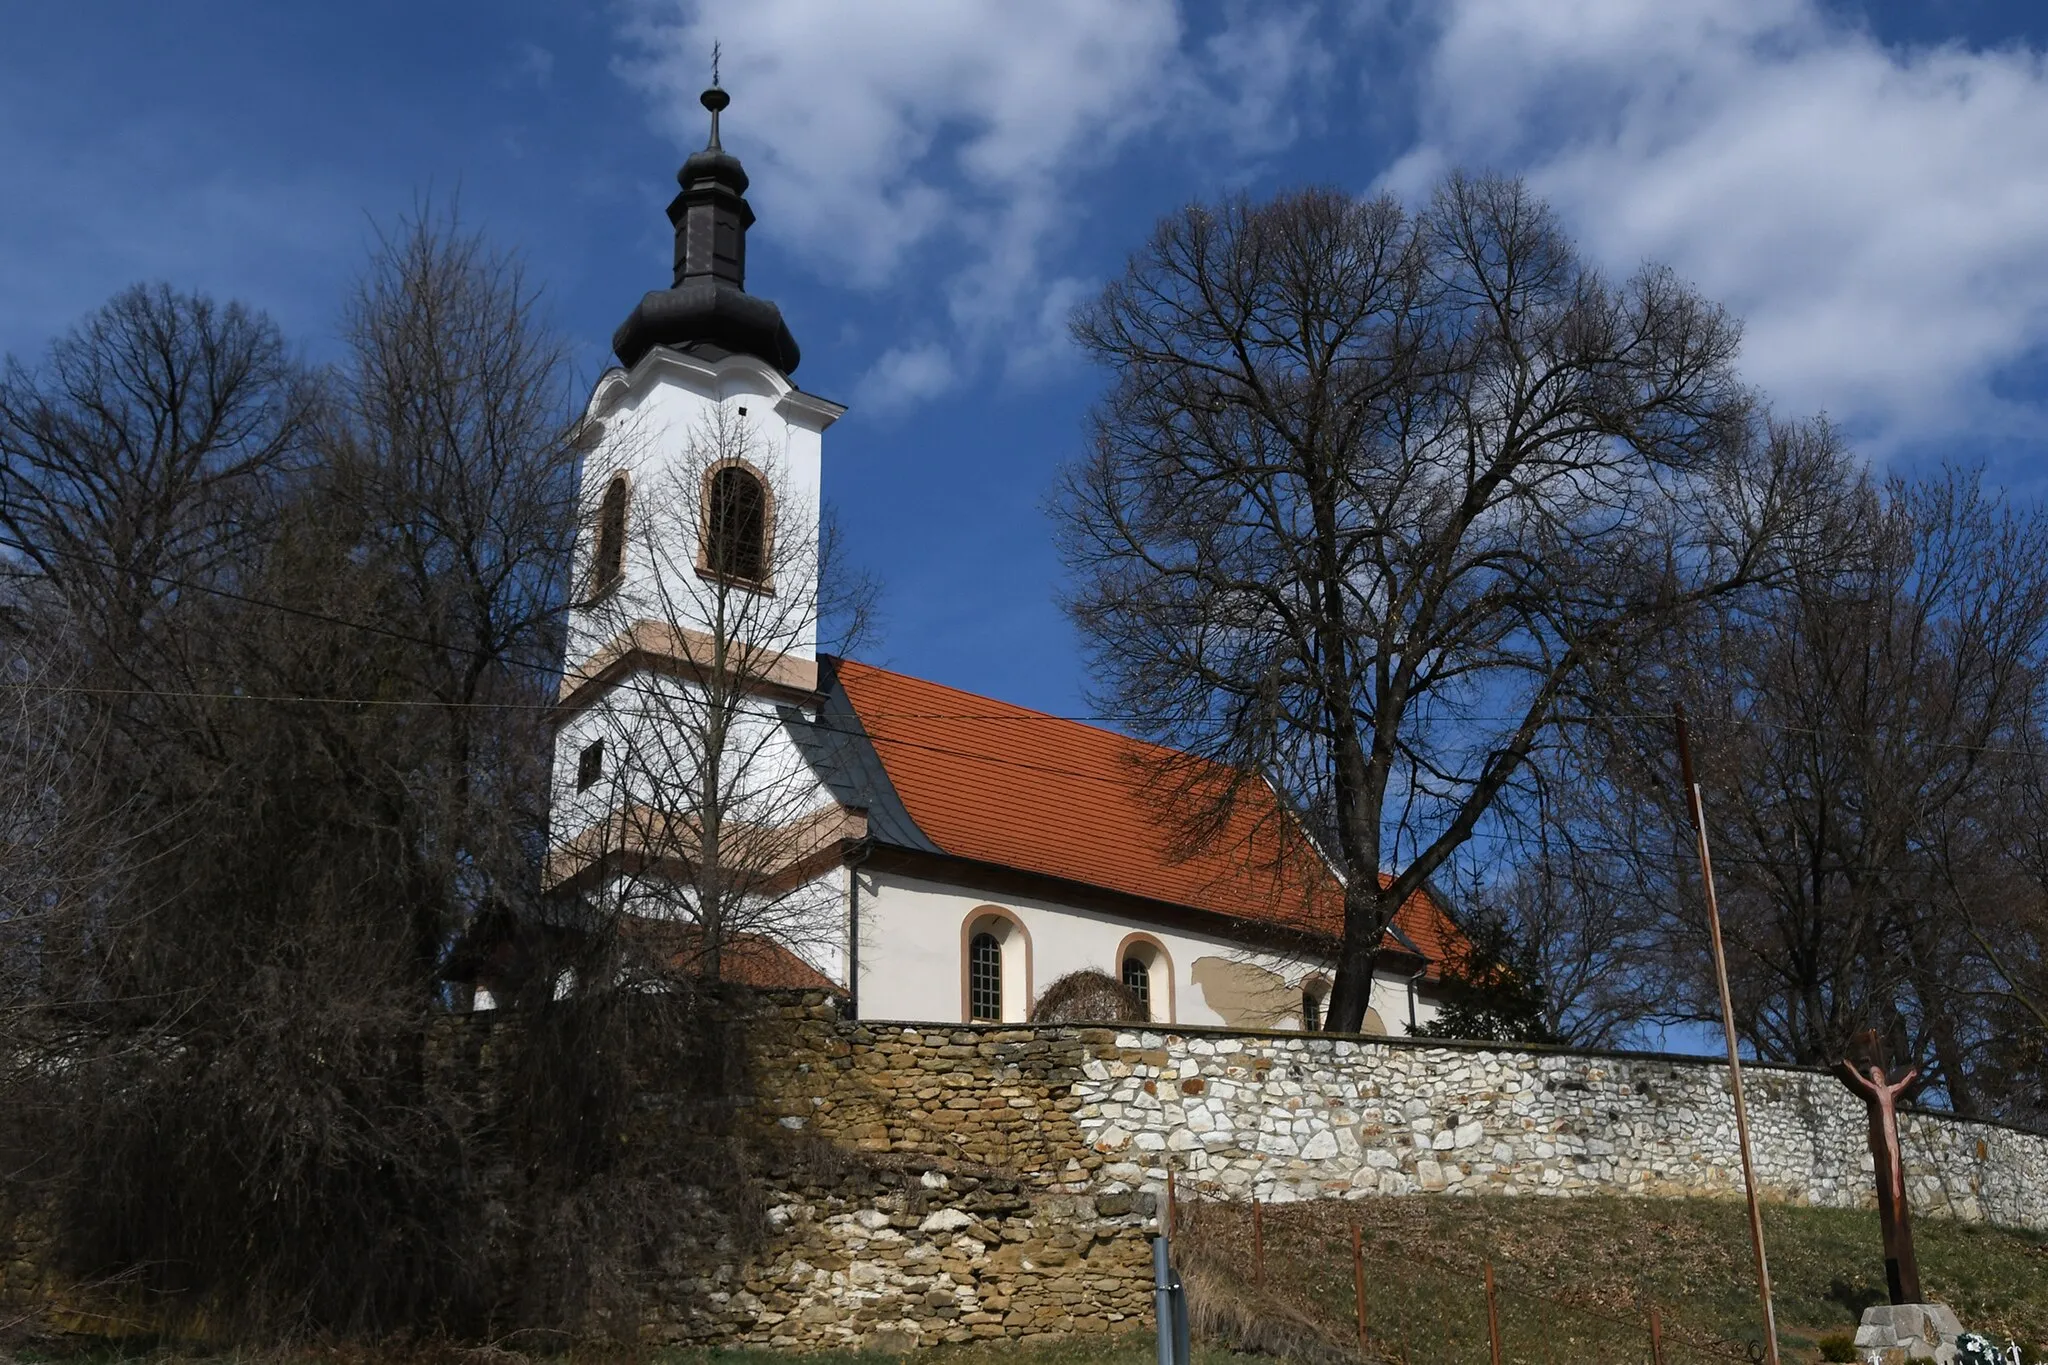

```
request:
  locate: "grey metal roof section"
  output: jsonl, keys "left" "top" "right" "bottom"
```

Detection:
{"left": 1383, "top": 918, "right": 1426, "bottom": 960}
{"left": 779, "top": 656, "right": 943, "bottom": 855}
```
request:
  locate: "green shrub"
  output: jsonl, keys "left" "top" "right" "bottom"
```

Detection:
{"left": 1816, "top": 1331, "right": 1859, "bottom": 1362}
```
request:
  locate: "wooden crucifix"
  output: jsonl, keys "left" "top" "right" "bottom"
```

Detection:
{"left": 1831, "top": 1029, "right": 1922, "bottom": 1306}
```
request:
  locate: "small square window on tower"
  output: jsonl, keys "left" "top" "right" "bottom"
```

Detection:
{"left": 576, "top": 738, "right": 605, "bottom": 792}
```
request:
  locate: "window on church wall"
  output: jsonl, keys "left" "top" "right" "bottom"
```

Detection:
{"left": 1121, "top": 956, "right": 1151, "bottom": 1020}
{"left": 964, "top": 910, "right": 1030, "bottom": 1022}
{"left": 969, "top": 932, "right": 1002, "bottom": 1022}
{"left": 1302, "top": 979, "right": 1329, "bottom": 1032}
{"left": 703, "top": 463, "right": 769, "bottom": 585}
{"left": 592, "top": 474, "right": 629, "bottom": 596}
{"left": 576, "top": 738, "right": 604, "bottom": 792}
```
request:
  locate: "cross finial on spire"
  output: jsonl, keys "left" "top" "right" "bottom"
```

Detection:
{"left": 701, "top": 41, "right": 729, "bottom": 150}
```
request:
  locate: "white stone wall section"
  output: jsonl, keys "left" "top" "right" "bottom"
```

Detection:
{"left": 1074, "top": 1030, "right": 2048, "bottom": 1231}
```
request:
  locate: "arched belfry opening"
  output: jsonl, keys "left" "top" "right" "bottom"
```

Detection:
{"left": 703, "top": 462, "right": 770, "bottom": 585}
{"left": 592, "top": 473, "right": 629, "bottom": 596}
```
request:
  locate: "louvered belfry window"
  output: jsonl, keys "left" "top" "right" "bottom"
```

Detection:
{"left": 706, "top": 464, "right": 768, "bottom": 583}
{"left": 593, "top": 474, "right": 628, "bottom": 593}
{"left": 1122, "top": 956, "right": 1151, "bottom": 1021}
{"left": 969, "top": 931, "right": 1002, "bottom": 1022}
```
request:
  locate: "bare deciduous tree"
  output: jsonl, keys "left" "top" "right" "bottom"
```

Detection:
{"left": 324, "top": 207, "right": 582, "bottom": 963}
{"left": 1573, "top": 469, "right": 2048, "bottom": 1119}
{"left": 0, "top": 224, "right": 588, "bottom": 1335}
{"left": 1057, "top": 175, "right": 1852, "bottom": 1032}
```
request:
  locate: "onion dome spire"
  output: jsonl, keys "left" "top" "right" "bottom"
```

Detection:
{"left": 612, "top": 69, "right": 802, "bottom": 374}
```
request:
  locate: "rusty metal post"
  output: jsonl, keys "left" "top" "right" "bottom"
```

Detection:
{"left": 1253, "top": 1197, "right": 1265, "bottom": 1285}
{"left": 1486, "top": 1261, "right": 1503, "bottom": 1365}
{"left": 1351, "top": 1220, "right": 1369, "bottom": 1355}
{"left": 1650, "top": 1305, "right": 1666, "bottom": 1365}
{"left": 1675, "top": 705, "right": 1783, "bottom": 1365}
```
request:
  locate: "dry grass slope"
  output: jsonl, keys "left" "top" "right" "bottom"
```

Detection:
{"left": 1177, "top": 1194, "right": 2048, "bottom": 1363}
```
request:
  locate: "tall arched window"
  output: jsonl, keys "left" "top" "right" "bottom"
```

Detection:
{"left": 962, "top": 909, "right": 1031, "bottom": 1023}
{"left": 704, "top": 463, "right": 769, "bottom": 584}
{"left": 592, "top": 473, "right": 629, "bottom": 595}
{"left": 969, "top": 932, "right": 1003, "bottom": 1022}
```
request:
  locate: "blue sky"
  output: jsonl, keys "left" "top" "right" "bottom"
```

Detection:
{"left": 7, "top": 0, "right": 2048, "bottom": 721}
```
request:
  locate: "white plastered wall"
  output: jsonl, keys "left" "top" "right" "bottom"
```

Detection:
{"left": 549, "top": 678, "right": 834, "bottom": 845}
{"left": 549, "top": 347, "right": 842, "bottom": 857}
{"left": 561, "top": 349, "right": 837, "bottom": 671}
{"left": 852, "top": 866, "right": 1439, "bottom": 1034}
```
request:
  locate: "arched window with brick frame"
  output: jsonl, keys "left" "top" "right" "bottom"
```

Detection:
{"left": 702, "top": 461, "right": 771, "bottom": 586}
{"left": 1114, "top": 932, "right": 1174, "bottom": 1023}
{"left": 960, "top": 908, "right": 1031, "bottom": 1023}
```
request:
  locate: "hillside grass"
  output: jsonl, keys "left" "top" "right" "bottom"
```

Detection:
{"left": 1177, "top": 1193, "right": 2048, "bottom": 1363}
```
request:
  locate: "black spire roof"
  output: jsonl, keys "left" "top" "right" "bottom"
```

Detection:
{"left": 612, "top": 82, "right": 802, "bottom": 374}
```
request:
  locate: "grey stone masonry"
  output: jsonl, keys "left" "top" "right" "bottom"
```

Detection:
{"left": 1072, "top": 1029, "right": 2048, "bottom": 1231}
{"left": 1856, "top": 1303, "right": 1964, "bottom": 1364}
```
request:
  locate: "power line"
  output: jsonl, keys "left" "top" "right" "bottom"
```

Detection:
{"left": 6, "top": 533, "right": 2045, "bottom": 856}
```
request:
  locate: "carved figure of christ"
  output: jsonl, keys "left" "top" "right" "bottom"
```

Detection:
{"left": 1831, "top": 1033, "right": 1922, "bottom": 1306}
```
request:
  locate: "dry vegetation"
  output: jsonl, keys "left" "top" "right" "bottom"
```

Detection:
{"left": 1179, "top": 1194, "right": 2048, "bottom": 1364}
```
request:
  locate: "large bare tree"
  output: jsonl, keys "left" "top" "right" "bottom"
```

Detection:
{"left": 1057, "top": 175, "right": 1853, "bottom": 1032}
{"left": 0, "top": 217, "right": 587, "bottom": 1334}
{"left": 1572, "top": 469, "right": 2048, "bottom": 1119}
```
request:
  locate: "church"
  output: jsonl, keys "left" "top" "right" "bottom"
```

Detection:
{"left": 533, "top": 80, "right": 1466, "bottom": 1035}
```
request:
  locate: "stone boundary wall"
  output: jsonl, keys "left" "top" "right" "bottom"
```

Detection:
{"left": 723, "top": 1002, "right": 2047, "bottom": 1350}
{"left": 1057, "top": 1027, "right": 2048, "bottom": 1228}
{"left": 11, "top": 1000, "right": 2044, "bottom": 1353}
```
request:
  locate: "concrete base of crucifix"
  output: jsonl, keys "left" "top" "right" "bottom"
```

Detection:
{"left": 1854, "top": 1302, "right": 1963, "bottom": 1365}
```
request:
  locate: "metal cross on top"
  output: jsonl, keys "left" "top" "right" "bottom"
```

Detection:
{"left": 1831, "top": 1028, "right": 1923, "bottom": 1306}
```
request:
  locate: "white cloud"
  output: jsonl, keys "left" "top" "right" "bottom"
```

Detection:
{"left": 510, "top": 42, "right": 556, "bottom": 90}
{"left": 858, "top": 342, "right": 955, "bottom": 413}
{"left": 1384, "top": 0, "right": 2048, "bottom": 455}
{"left": 618, "top": 0, "right": 1322, "bottom": 405}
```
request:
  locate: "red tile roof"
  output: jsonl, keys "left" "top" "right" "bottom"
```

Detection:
{"left": 833, "top": 659, "right": 1465, "bottom": 976}
{"left": 639, "top": 922, "right": 844, "bottom": 992}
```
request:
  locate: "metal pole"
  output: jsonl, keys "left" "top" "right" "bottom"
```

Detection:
{"left": 1650, "top": 1305, "right": 1666, "bottom": 1365}
{"left": 1351, "top": 1220, "right": 1369, "bottom": 1355}
{"left": 1153, "top": 1235, "right": 1176, "bottom": 1365}
{"left": 1253, "top": 1197, "right": 1265, "bottom": 1286}
{"left": 1485, "top": 1261, "right": 1503, "bottom": 1365}
{"left": 1675, "top": 704, "right": 1782, "bottom": 1365}
{"left": 1166, "top": 1168, "right": 1178, "bottom": 1240}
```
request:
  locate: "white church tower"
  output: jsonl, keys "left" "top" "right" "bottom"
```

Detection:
{"left": 549, "top": 79, "right": 853, "bottom": 987}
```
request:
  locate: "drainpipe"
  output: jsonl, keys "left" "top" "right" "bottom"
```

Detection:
{"left": 1408, "top": 962, "right": 1427, "bottom": 1034}
{"left": 844, "top": 838, "right": 872, "bottom": 1020}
